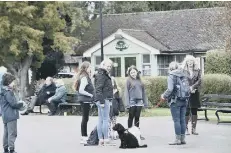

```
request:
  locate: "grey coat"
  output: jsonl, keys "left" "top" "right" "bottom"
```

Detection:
{"left": 162, "top": 69, "right": 188, "bottom": 105}
{"left": 49, "top": 85, "right": 67, "bottom": 103}
{"left": 0, "top": 87, "right": 23, "bottom": 124}
{"left": 124, "top": 78, "right": 148, "bottom": 108}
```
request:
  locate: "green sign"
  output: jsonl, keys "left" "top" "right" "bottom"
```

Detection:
{"left": 115, "top": 41, "right": 128, "bottom": 51}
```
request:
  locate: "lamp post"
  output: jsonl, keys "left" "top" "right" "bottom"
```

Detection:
{"left": 99, "top": 1, "right": 104, "bottom": 61}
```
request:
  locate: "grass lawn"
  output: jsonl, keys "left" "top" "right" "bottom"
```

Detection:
{"left": 119, "top": 108, "right": 231, "bottom": 122}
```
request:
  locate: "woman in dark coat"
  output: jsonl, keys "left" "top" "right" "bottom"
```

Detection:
{"left": 182, "top": 55, "right": 201, "bottom": 135}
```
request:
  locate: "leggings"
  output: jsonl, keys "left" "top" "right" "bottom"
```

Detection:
{"left": 185, "top": 108, "right": 198, "bottom": 116}
{"left": 81, "top": 103, "right": 90, "bottom": 136}
{"left": 128, "top": 106, "right": 142, "bottom": 128}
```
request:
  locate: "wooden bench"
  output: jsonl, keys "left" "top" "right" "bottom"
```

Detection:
{"left": 198, "top": 94, "right": 231, "bottom": 124}
{"left": 58, "top": 94, "right": 97, "bottom": 116}
{"left": 25, "top": 96, "right": 44, "bottom": 114}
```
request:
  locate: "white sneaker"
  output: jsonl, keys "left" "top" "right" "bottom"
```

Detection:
{"left": 104, "top": 139, "right": 116, "bottom": 146}
{"left": 98, "top": 139, "right": 104, "bottom": 146}
{"left": 80, "top": 136, "right": 88, "bottom": 144}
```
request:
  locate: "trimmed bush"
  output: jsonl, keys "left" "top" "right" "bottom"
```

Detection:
{"left": 205, "top": 50, "right": 231, "bottom": 75}
{"left": 63, "top": 74, "right": 231, "bottom": 108}
{"left": 200, "top": 74, "right": 231, "bottom": 95}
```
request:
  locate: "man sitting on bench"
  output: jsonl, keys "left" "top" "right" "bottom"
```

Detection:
{"left": 47, "top": 79, "right": 67, "bottom": 116}
{"left": 21, "top": 77, "right": 56, "bottom": 115}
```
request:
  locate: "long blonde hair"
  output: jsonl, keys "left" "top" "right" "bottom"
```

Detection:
{"left": 181, "top": 55, "right": 200, "bottom": 71}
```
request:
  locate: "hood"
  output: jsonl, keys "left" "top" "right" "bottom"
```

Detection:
{"left": 0, "top": 86, "right": 11, "bottom": 95}
{"left": 169, "top": 69, "right": 186, "bottom": 77}
{"left": 98, "top": 68, "right": 108, "bottom": 75}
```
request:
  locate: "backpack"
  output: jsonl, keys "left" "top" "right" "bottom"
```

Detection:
{"left": 85, "top": 126, "right": 99, "bottom": 146}
{"left": 173, "top": 75, "right": 190, "bottom": 101}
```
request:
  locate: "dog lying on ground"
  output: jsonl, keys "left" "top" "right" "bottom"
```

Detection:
{"left": 113, "top": 123, "right": 147, "bottom": 149}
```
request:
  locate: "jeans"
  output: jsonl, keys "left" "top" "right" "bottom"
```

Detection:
{"left": 3, "top": 120, "right": 17, "bottom": 151}
{"left": 170, "top": 100, "right": 187, "bottom": 135}
{"left": 96, "top": 100, "right": 110, "bottom": 139}
{"left": 47, "top": 100, "right": 63, "bottom": 114}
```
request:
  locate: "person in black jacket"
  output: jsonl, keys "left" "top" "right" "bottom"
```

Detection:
{"left": 182, "top": 55, "right": 201, "bottom": 135}
{"left": 0, "top": 73, "right": 23, "bottom": 153}
{"left": 94, "top": 59, "right": 114, "bottom": 146}
{"left": 21, "top": 77, "right": 56, "bottom": 115}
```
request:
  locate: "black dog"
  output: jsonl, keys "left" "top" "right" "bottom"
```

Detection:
{"left": 113, "top": 123, "right": 147, "bottom": 149}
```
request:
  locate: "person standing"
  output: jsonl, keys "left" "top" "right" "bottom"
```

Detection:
{"left": 161, "top": 62, "right": 190, "bottom": 145}
{"left": 0, "top": 73, "right": 24, "bottom": 153}
{"left": 125, "top": 65, "right": 148, "bottom": 140}
{"left": 74, "top": 61, "right": 94, "bottom": 144}
{"left": 94, "top": 59, "right": 114, "bottom": 146}
{"left": 182, "top": 55, "right": 201, "bottom": 135}
{"left": 108, "top": 76, "right": 120, "bottom": 140}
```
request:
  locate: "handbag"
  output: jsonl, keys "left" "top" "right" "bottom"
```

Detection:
{"left": 118, "top": 97, "right": 125, "bottom": 112}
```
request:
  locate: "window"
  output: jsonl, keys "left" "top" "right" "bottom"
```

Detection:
{"left": 95, "top": 56, "right": 101, "bottom": 65}
{"left": 110, "top": 57, "right": 121, "bottom": 77}
{"left": 95, "top": 56, "right": 101, "bottom": 70}
{"left": 142, "top": 54, "right": 151, "bottom": 76}
{"left": 176, "top": 55, "right": 186, "bottom": 63}
{"left": 157, "top": 55, "right": 174, "bottom": 76}
{"left": 143, "top": 54, "right": 150, "bottom": 63}
{"left": 157, "top": 54, "right": 188, "bottom": 76}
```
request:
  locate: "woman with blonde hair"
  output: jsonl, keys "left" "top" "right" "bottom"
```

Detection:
{"left": 74, "top": 61, "right": 94, "bottom": 144}
{"left": 181, "top": 55, "right": 201, "bottom": 135}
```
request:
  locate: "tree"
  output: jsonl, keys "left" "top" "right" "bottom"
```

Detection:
{"left": 94, "top": 1, "right": 224, "bottom": 14}
{"left": 0, "top": 2, "right": 79, "bottom": 99}
{"left": 35, "top": 1, "right": 90, "bottom": 81}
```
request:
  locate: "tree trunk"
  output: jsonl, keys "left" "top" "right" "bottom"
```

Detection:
{"left": 26, "top": 68, "right": 37, "bottom": 97}
{"left": 19, "top": 69, "right": 28, "bottom": 100}
{"left": 4, "top": 56, "right": 33, "bottom": 100}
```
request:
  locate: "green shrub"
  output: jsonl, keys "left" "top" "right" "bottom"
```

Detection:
{"left": 63, "top": 74, "right": 231, "bottom": 107}
{"left": 62, "top": 78, "right": 76, "bottom": 94}
{"left": 205, "top": 50, "right": 231, "bottom": 75}
{"left": 200, "top": 74, "right": 231, "bottom": 95}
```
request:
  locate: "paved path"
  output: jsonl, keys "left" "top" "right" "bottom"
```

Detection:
{"left": 0, "top": 116, "right": 230, "bottom": 153}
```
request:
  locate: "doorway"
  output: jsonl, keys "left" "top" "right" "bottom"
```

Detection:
{"left": 109, "top": 57, "right": 121, "bottom": 77}
{"left": 124, "top": 57, "right": 137, "bottom": 76}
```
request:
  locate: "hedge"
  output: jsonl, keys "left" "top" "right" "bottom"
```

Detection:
{"left": 62, "top": 74, "right": 231, "bottom": 108}
{"left": 205, "top": 50, "right": 231, "bottom": 75}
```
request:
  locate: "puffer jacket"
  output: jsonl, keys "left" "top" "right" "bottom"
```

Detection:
{"left": 94, "top": 68, "right": 113, "bottom": 104}
{"left": 0, "top": 86, "right": 23, "bottom": 124}
{"left": 49, "top": 85, "right": 67, "bottom": 103}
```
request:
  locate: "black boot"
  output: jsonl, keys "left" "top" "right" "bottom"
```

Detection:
{"left": 185, "top": 116, "right": 190, "bottom": 135}
{"left": 21, "top": 110, "right": 32, "bottom": 115}
{"left": 192, "top": 115, "right": 199, "bottom": 135}
{"left": 4, "top": 148, "right": 9, "bottom": 153}
{"left": 47, "top": 102, "right": 56, "bottom": 116}
{"left": 9, "top": 150, "right": 17, "bottom": 153}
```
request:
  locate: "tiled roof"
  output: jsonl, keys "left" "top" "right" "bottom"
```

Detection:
{"left": 78, "top": 7, "right": 229, "bottom": 54}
